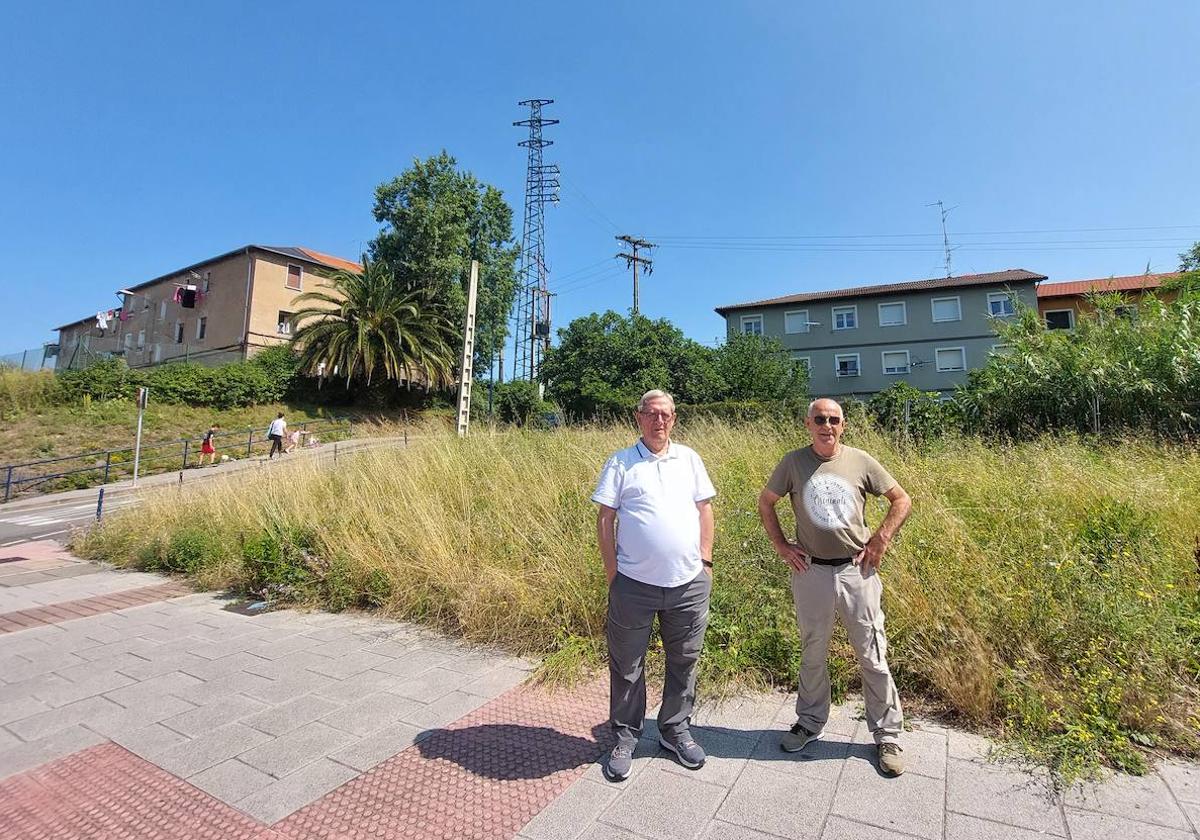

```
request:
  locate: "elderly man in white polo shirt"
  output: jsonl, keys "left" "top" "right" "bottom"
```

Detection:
{"left": 592, "top": 389, "right": 717, "bottom": 782}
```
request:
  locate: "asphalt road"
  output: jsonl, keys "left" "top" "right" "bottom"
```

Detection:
{"left": 0, "top": 494, "right": 141, "bottom": 546}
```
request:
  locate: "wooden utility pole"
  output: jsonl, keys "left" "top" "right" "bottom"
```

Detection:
{"left": 615, "top": 235, "right": 654, "bottom": 315}
{"left": 456, "top": 261, "right": 480, "bottom": 437}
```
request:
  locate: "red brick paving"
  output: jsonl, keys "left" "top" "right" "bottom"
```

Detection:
{"left": 0, "top": 581, "right": 192, "bottom": 633}
{"left": 0, "top": 676, "right": 613, "bottom": 839}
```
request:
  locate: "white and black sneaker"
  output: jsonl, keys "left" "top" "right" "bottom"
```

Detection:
{"left": 780, "top": 721, "right": 823, "bottom": 752}
{"left": 659, "top": 734, "right": 706, "bottom": 769}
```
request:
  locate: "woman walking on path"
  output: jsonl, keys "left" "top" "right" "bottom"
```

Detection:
{"left": 199, "top": 424, "right": 219, "bottom": 466}
{"left": 267, "top": 413, "right": 287, "bottom": 459}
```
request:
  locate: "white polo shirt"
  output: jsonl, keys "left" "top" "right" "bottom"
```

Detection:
{"left": 592, "top": 440, "right": 717, "bottom": 587}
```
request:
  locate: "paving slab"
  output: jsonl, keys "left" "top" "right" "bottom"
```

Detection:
{"left": 1162, "top": 762, "right": 1200, "bottom": 804}
{"left": 1064, "top": 808, "right": 1197, "bottom": 840}
{"left": 820, "top": 815, "right": 935, "bottom": 839}
{"left": 238, "top": 720, "right": 356, "bottom": 778}
{"left": 1065, "top": 770, "right": 1190, "bottom": 829}
{"left": 716, "top": 763, "right": 834, "bottom": 840}
{"left": 945, "top": 757, "right": 1065, "bottom": 836}
{"left": 520, "top": 778, "right": 620, "bottom": 840}
{"left": 831, "top": 754, "right": 944, "bottom": 840}
{"left": 602, "top": 764, "right": 727, "bottom": 840}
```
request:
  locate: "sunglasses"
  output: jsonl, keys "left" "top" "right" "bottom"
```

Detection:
{"left": 811, "top": 415, "right": 842, "bottom": 426}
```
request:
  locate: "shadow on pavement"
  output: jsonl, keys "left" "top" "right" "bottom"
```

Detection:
{"left": 416, "top": 722, "right": 613, "bottom": 781}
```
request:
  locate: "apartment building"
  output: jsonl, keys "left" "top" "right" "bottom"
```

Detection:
{"left": 55, "top": 245, "right": 360, "bottom": 370}
{"left": 715, "top": 269, "right": 1046, "bottom": 398}
{"left": 1036, "top": 272, "right": 1178, "bottom": 331}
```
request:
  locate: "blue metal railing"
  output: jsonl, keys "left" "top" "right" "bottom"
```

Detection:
{"left": 1, "top": 417, "right": 353, "bottom": 502}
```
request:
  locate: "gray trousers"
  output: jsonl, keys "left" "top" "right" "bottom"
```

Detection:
{"left": 607, "top": 571, "right": 711, "bottom": 748}
{"left": 791, "top": 563, "right": 903, "bottom": 744}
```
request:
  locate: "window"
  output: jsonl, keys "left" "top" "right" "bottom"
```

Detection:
{"left": 835, "top": 353, "right": 860, "bottom": 377}
{"left": 159, "top": 300, "right": 168, "bottom": 319}
{"left": 136, "top": 330, "right": 145, "bottom": 350}
{"left": 832, "top": 305, "right": 857, "bottom": 330}
{"left": 174, "top": 321, "right": 184, "bottom": 344}
{"left": 936, "top": 347, "right": 966, "bottom": 372}
{"left": 196, "top": 317, "right": 207, "bottom": 341}
{"left": 123, "top": 333, "right": 133, "bottom": 351}
{"left": 277, "top": 311, "right": 294, "bottom": 335}
{"left": 789, "top": 352, "right": 811, "bottom": 372}
{"left": 988, "top": 291, "right": 1016, "bottom": 317}
{"left": 1044, "top": 309, "right": 1074, "bottom": 331}
{"left": 740, "top": 314, "right": 763, "bottom": 336}
{"left": 881, "top": 350, "right": 910, "bottom": 375}
{"left": 931, "top": 296, "right": 961, "bottom": 322}
{"left": 783, "top": 310, "right": 810, "bottom": 334}
{"left": 878, "top": 302, "right": 906, "bottom": 327}
{"left": 152, "top": 344, "right": 162, "bottom": 363}
{"left": 286, "top": 264, "right": 303, "bottom": 291}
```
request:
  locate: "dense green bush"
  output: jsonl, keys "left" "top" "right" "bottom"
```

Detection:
{"left": 867, "top": 382, "right": 951, "bottom": 442}
{"left": 493, "top": 380, "right": 553, "bottom": 426}
{"left": 241, "top": 528, "right": 318, "bottom": 601}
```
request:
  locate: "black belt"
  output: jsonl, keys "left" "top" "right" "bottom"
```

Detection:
{"left": 809, "top": 556, "right": 854, "bottom": 566}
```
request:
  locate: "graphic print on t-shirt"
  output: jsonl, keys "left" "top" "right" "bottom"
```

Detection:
{"left": 803, "top": 473, "right": 857, "bottom": 531}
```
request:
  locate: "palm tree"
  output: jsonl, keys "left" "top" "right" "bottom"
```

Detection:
{"left": 289, "top": 257, "right": 458, "bottom": 389}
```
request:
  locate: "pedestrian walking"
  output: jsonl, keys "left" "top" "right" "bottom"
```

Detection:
{"left": 267, "top": 413, "right": 287, "bottom": 459}
{"left": 199, "top": 424, "right": 220, "bottom": 466}
{"left": 758, "top": 397, "right": 912, "bottom": 776}
{"left": 593, "top": 389, "right": 716, "bottom": 782}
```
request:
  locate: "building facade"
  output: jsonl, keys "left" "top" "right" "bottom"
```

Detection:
{"left": 716, "top": 269, "right": 1046, "bottom": 398}
{"left": 55, "top": 246, "right": 359, "bottom": 370}
{"left": 1036, "top": 272, "right": 1177, "bottom": 331}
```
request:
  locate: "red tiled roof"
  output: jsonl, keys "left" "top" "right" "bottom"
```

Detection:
{"left": 714, "top": 269, "right": 1046, "bottom": 314}
{"left": 1036, "top": 272, "right": 1178, "bottom": 298}
{"left": 297, "top": 248, "right": 362, "bottom": 273}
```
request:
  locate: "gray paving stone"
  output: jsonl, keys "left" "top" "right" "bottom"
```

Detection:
{"left": 946, "top": 728, "right": 996, "bottom": 762}
{"left": 373, "top": 648, "right": 455, "bottom": 678}
{"left": 161, "top": 693, "right": 270, "bottom": 737}
{"left": 150, "top": 723, "right": 272, "bottom": 778}
{"left": 749, "top": 726, "right": 855, "bottom": 782}
{"left": 0, "top": 673, "right": 71, "bottom": 704}
{"left": 175, "top": 669, "right": 275, "bottom": 705}
{"left": 693, "top": 693, "right": 787, "bottom": 732}
{"left": 946, "top": 758, "right": 1065, "bottom": 836}
{"left": 102, "top": 671, "right": 204, "bottom": 707}
{"left": 459, "top": 666, "right": 528, "bottom": 699}
{"left": 310, "top": 668, "right": 405, "bottom": 703}
{"left": 400, "top": 690, "right": 488, "bottom": 731}
{"left": 390, "top": 666, "right": 473, "bottom": 703}
{"left": 0, "top": 726, "right": 19, "bottom": 751}
{"left": 238, "top": 721, "right": 356, "bottom": 778}
{"left": 243, "top": 634, "right": 319, "bottom": 660}
{"left": 820, "top": 815, "right": 932, "bottom": 839}
{"left": 522, "top": 778, "right": 619, "bottom": 840}
{"left": 318, "top": 691, "right": 424, "bottom": 736}
{"left": 6, "top": 694, "right": 125, "bottom": 742}
{"left": 305, "top": 650, "right": 392, "bottom": 680}
{"left": 178, "top": 651, "right": 271, "bottom": 681}
{"left": 717, "top": 763, "right": 834, "bottom": 840}
{"left": 1161, "top": 762, "right": 1200, "bottom": 805}
{"left": 108, "top": 722, "right": 189, "bottom": 758}
{"left": 327, "top": 721, "right": 423, "bottom": 772}
{"left": 309, "top": 636, "right": 372, "bottom": 658}
{"left": 3, "top": 651, "right": 85, "bottom": 682}
{"left": 0, "top": 695, "right": 51, "bottom": 726}
{"left": 1178, "top": 800, "right": 1200, "bottom": 834}
{"left": 76, "top": 637, "right": 161, "bottom": 662}
{"left": 658, "top": 725, "right": 757, "bottom": 787}
{"left": 54, "top": 654, "right": 148, "bottom": 684}
{"left": 84, "top": 693, "right": 197, "bottom": 738}
{"left": 853, "top": 722, "right": 946, "bottom": 780}
{"left": 34, "top": 666, "right": 135, "bottom": 708}
{"left": 603, "top": 765, "right": 726, "bottom": 840}
{"left": 242, "top": 670, "right": 335, "bottom": 704}
{"left": 703, "top": 822, "right": 810, "bottom": 840}
{"left": 240, "top": 650, "right": 331, "bottom": 680}
{"left": 576, "top": 825, "right": 651, "bottom": 840}
{"left": 1065, "top": 771, "right": 1189, "bottom": 829}
{"left": 831, "top": 754, "right": 944, "bottom": 839}
{"left": 235, "top": 757, "right": 359, "bottom": 823}
{"left": 189, "top": 759, "right": 276, "bottom": 805}
{"left": 242, "top": 694, "right": 342, "bottom": 736}
{"left": 944, "top": 813, "right": 1070, "bottom": 840}
{"left": 1064, "top": 808, "right": 1196, "bottom": 840}
{"left": 0, "top": 723, "right": 106, "bottom": 781}
{"left": 440, "top": 651, "right": 510, "bottom": 676}
{"left": 114, "top": 650, "right": 212, "bottom": 681}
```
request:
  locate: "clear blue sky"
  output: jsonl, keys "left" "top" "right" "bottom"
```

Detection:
{"left": 2, "top": 1, "right": 1198, "bottom": 357}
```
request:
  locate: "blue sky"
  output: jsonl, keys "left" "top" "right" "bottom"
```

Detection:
{"left": 2, "top": 1, "right": 1198, "bottom": 359}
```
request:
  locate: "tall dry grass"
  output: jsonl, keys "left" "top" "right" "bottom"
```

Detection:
{"left": 74, "top": 420, "right": 1200, "bottom": 779}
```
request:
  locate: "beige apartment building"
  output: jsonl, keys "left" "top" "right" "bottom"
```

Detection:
{"left": 55, "top": 246, "right": 360, "bottom": 370}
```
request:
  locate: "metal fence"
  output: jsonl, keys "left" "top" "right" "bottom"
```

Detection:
{"left": 2, "top": 417, "right": 353, "bottom": 502}
{"left": 0, "top": 346, "right": 56, "bottom": 371}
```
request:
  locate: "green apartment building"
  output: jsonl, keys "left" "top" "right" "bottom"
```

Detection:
{"left": 716, "top": 269, "right": 1046, "bottom": 398}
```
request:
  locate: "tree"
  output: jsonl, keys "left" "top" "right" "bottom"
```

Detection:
{"left": 370, "top": 152, "right": 519, "bottom": 374}
{"left": 541, "top": 312, "right": 724, "bottom": 418}
{"left": 289, "top": 257, "right": 458, "bottom": 389}
{"left": 1179, "top": 241, "right": 1200, "bottom": 273}
{"left": 712, "top": 332, "right": 808, "bottom": 401}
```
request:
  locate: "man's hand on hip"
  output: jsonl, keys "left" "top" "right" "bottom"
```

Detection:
{"left": 774, "top": 541, "right": 810, "bottom": 572}
{"left": 857, "top": 534, "right": 889, "bottom": 570}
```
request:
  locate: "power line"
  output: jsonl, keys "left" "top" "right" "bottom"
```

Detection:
{"left": 615, "top": 236, "right": 654, "bottom": 315}
{"left": 647, "top": 224, "right": 1200, "bottom": 241}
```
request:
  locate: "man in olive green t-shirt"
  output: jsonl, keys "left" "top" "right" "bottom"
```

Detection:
{"left": 758, "top": 397, "right": 912, "bottom": 776}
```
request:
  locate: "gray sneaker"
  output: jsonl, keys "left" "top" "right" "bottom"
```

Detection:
{"left": 659, "top": 734, "right": 706, "bottom": 769}
{"left": 780, "top": 721, "right": 823, "bottom": 752}
{"left": 878, "top": 742, "right": 905, "bottom": 776}
{"left": 603, "top": 743, "right": 634, "bottom": 782}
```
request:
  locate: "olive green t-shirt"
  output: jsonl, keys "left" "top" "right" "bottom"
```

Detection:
{"left": 766, "top": 445, "right": 897, "bottom": 559}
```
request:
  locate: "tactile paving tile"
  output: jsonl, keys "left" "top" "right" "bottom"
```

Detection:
{"left": 274, "top": 677, "right": 613, "bottom": 839}
{"left": 0, "top": 581, "right": 191, "bottom": 633}
{"left": 0, "top": 742, "right": 273, "bottom": 839}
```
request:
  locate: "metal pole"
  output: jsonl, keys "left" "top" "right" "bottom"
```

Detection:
{"left": 334, "top": 442, "right": 338, "bottom": 465}
{"left": 4, "top": 466, "right": 12, "bottom": 503}
{"left": 182, "top": 439, "right": 190, "bottom": 470}
{"left": 103, "top": 452, "right": 111, "bottom": 485}
{"left": 247, "top": 429, "right": 253, "bottom": 457}
{"left": 96, "top": 487, "right": 105, "bottom": 520}
{"left": 132, "top": 387, "right": 147, "bottom": 487}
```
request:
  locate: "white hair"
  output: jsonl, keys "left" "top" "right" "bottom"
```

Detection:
{"left": 638, "top": 390, "right": 676, "bottom": 413}
{"left": 807, "top": 398, "right": 844, "bottom": 418}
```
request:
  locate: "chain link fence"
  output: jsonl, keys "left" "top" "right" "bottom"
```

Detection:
{"left": 0, "top": 346, "right": 56, "bottom": 371}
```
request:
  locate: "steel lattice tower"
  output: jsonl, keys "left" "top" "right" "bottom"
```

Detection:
{"left": 511, "top": 99, "right": 559, "bottom": 381}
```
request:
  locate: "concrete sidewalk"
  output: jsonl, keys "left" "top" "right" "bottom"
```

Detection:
{"left": 1, "top": 556, "right": 1197, "bottom": 839}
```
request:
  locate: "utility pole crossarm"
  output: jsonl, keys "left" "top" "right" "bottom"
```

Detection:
{"left": 615, "top": 235, "right": 656, "bottom": 316}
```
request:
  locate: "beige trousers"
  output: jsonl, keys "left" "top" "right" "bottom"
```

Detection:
{"left": 790, "top": 563, "right": 903, "bottom": 744}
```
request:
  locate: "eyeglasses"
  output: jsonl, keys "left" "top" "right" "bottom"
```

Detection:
{"left": 638, "top": 411, "right": 675, "bottom": 422}
{"left": 811, "top": 415, "right": 842, "bottom": 426}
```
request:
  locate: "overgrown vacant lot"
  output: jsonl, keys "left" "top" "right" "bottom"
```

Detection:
{"left": 75, "top": 421, "right": 1200, "bottom": 780}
